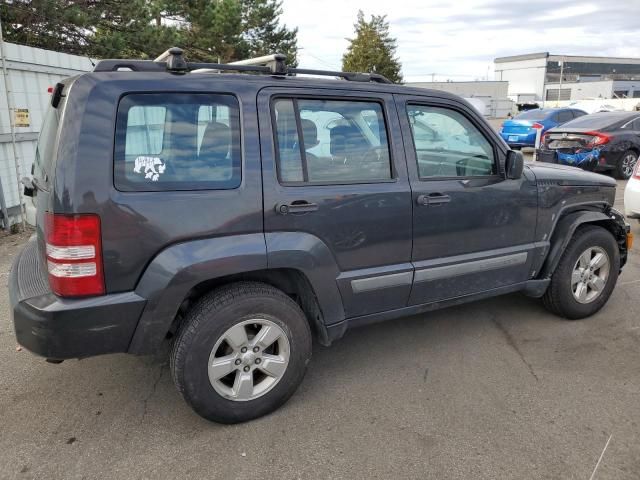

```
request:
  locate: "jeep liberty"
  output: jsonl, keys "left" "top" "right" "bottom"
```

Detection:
{"left": 9, "top": 50, "right": 631, "bottom": 423}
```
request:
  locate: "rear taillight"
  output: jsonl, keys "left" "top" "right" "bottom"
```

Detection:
{"left": 585, "top": 131, "right": 611, "bottom": 146}
{"left": 540, "top": 132, "right": 547, "bottom": 145}
{"left": 532, "top": 122, "right": 544, "bottom": 130}
{"left": 45, "top": 213, "right": 105, "bottom": 297}
{"left": 633, "top": 160, "right": 640, "bottom": 180}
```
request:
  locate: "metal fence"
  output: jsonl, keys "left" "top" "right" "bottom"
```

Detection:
{"left": 0, "top": 38, "right": 92, "bottom": 229}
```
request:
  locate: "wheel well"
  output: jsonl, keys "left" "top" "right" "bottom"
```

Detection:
{"left": 167, "top": 269, "right": 329, "bottom": 345}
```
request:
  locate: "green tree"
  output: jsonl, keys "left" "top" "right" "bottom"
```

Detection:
{"left": 342, "top": 11, "right": 402, "bottom": 83}
{"left": 239, "top": 0, "right": 297, "bottom": 66}
{"left": 1, "top": 0, "right": 297, "bottom": 64}
{"left": 0, "top": 0, "right": 104, "bottom": 55}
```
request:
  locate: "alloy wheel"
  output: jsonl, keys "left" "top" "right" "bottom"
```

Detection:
{"left": 571, "top": 246, "right": 610, "bottom": 304}
{"left": 208, "top": 319, "right": 290, "bottom": 401}
{"left": 622, "top": 153, "right": 637, "bottom": 178}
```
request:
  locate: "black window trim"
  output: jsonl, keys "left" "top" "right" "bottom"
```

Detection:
{"left": 269, "top": 94, "right": 397, "bottom": 187}
{"left": 113, "top": 91, "right": 243, "bottom": 193}
{"left": 405, "top": 101, "right": 502, "bottom": 182}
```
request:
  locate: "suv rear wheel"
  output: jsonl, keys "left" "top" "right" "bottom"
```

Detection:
{"left": 542, "top": 225, "right": 620, "bottom": 319}
{"left": 170, "top": 282, "right": 312, "bottom": 423}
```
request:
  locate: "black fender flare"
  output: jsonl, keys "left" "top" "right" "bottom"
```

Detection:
{"left": 127, "top": 232, "right": 346, "bottom": 354}
{"left": 128, "top": 233, "right": 268, "bottom": 354}
{"left": 538, "top": 209, "right": 627, "bottom": 280}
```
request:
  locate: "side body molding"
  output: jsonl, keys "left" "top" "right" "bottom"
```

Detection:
{"left": 265, "top": 232, "right": 345, "bottom": 326}
{"left": 128, "top": 233, "right": 268, "bottom": 354}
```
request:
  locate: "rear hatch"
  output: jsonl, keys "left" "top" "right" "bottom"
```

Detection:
{"left": 29, "top": 80, "right": 77, "bottom": 295}
{"left": 542, "top": 129, "right": 606, "bottom": 153}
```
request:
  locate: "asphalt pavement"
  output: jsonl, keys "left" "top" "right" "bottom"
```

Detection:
{"left": 0, "top": 181, "right": 639, "bottom": 480}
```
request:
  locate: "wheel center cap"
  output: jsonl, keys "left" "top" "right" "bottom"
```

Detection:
{"left": 241, "top": 351, "right": 256, "bottom": 366}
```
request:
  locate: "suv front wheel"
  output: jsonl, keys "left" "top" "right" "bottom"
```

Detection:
{"left": 542, "top": 225, "right": 620, "bottom": 319}
{"left": 170, "top": 282, "right": 312, "bottom": 423}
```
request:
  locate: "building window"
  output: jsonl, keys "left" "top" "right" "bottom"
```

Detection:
{"left": 546, "top": 89, "right": 571, "bottom": 101}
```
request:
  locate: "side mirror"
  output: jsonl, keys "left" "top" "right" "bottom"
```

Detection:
{"left": 505, "top": 150, "right": 524, "bottom": 179}
{"left": 21, "top": 177, "right": 35, "bottom": 197}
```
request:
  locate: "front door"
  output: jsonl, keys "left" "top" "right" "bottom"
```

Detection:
{"left": 258, "top": 88, "right": 413, "bottom": 318}
{"left": 396, "top": 95, "right": 539, "bottom": 305}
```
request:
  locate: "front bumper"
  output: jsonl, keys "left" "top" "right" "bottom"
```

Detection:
{"left": 9, "top": 238, "right": 146, "bottom": 359}
{"left": 624, "top": 178, "right": 640, "bottom": 219}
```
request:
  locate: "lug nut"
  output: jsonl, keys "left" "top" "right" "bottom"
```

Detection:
{"left": 253, "top": 346, "right": 259, "bottom": 353}
{"left": 235, "top": 359, "right": 241, "bottom": 365}
{"left": 241, "top": 347, "right": 247, "bottom": 353}
{"left": 243, "top": 366, "right": 250, "bottom": 372}
{"left": 255, "top": 358, "right": 261, "bottom": 364}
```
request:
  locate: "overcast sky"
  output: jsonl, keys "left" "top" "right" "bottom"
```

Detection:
{"left": 280, "top": 0, "right": 640, "bottom": 82}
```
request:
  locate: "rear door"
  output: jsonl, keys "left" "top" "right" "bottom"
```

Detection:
{"left": 258, "top": 87, "right": 413, "bottom": 318}
{"left": 396, "top": 94, "right": 539, "bottom": 305}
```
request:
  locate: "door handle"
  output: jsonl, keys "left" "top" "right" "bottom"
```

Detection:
{"left": 416, "top": 193, "right": 451, "bottom": 206}
{"left": 275, "top": 201, "right": 319, "bottom": 215}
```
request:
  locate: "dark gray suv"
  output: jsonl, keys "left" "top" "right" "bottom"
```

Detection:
{"left": 8, "top": 50, "right": 631, "bottom": 423}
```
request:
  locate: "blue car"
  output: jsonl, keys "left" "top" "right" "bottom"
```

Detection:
{"left": 500, "top": 108, "right": 588, "bottom": 148}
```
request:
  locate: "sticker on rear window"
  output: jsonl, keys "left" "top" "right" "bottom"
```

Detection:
{"left": 133, "top": 156, "right": 166, "bottom": 181}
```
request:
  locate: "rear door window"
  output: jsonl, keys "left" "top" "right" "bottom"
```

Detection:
{"left": 272, "top": 98, "right": 392, "bottom": 184}
{"left": 557, "top": 111, "right": 574, "bottom": 123}
{"left": 114, "top": 93, "right": 241, "bottom": 191}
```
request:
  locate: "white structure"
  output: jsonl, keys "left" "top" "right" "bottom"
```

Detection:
{"left": 0, "top": 42, "right": 93, "bottom": 228}
{"left": 406, "top": 81, "right": 513, "bottom": 118}
{"left": 495, "top": 52, "right": 640, "bottom": 103}
{"left": 544, "top": 80, "right": 640, "bottom": 101}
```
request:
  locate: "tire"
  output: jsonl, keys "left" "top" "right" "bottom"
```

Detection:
{"left": 542, "top": 225, "right": 619, "bottom": 320}
{"left": 614, "top": 150, "right": 638, "bottom": 180}
{"left": 170, "top": 282, "right": 312, "bottom": 423}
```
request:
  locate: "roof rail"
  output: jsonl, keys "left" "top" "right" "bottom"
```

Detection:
{"left": 93, "top": 47, "right": 392, "bottom": 84}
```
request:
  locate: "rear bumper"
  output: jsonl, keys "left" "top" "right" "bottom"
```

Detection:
{"left": 500, "top": 132, "right": 536, "bottom": 147}
{"left": 536, "top": 149, "right": 612, "bottom": 173}
{"left": 9, "top": 238, "right": 146, "bottom": 360}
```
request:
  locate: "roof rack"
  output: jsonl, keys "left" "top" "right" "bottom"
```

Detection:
{"left": 92, "top": 47, "right": 392, "bottom": 84}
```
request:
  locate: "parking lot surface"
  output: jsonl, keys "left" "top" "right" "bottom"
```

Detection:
{"left": 1, "top": 181, "right": 639, "bottom": 480}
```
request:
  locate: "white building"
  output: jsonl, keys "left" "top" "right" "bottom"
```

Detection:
{"left": 494, "top": 52, "right": 640, "bottom": 103}
{"left": 544, "top": 79, "right": 640, "bottom": 102}
{"left": 0, "top": 42, "right": 93, "bottom": 228}
{"left": 406, "top": 81, "right": 513, "bottom": 117}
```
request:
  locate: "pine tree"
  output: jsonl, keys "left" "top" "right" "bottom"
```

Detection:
{"left": 342, "top": 11, "right": 402, "bottom": 83}
{"left": 1, "top": 0, "right": 298, "bottom": 64}
{"left": 239, "top": 0, "right": 298, "bottom": 66}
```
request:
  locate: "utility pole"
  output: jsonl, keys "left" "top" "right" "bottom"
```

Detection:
{"left": 0, "top": 17, "right": 26, "bottom": 231}
{"left": 557, "top": 57, "right": 564, "bottom": 106}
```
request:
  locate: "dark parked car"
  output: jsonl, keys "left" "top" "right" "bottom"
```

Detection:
{"left": 9, "top": 49, "right": 631, "bottom": 423}
{"left": 500, "top": 107, "right": 587, "bottom": 149}
{"left": 537, "top": 111, "right": 640, "bottom": 179}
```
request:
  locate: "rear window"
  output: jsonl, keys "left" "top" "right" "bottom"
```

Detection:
{"left": 561, "top": 113, "right": 634, "bottom": 130}
{"left": 114, "top": 93, "right": 241, "bottom": 191}
{"left": 34, "top": 106, "right": 60, "bottom": 188}
{"left": 515, "top": 110, "right": 549, "bottom": 121}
